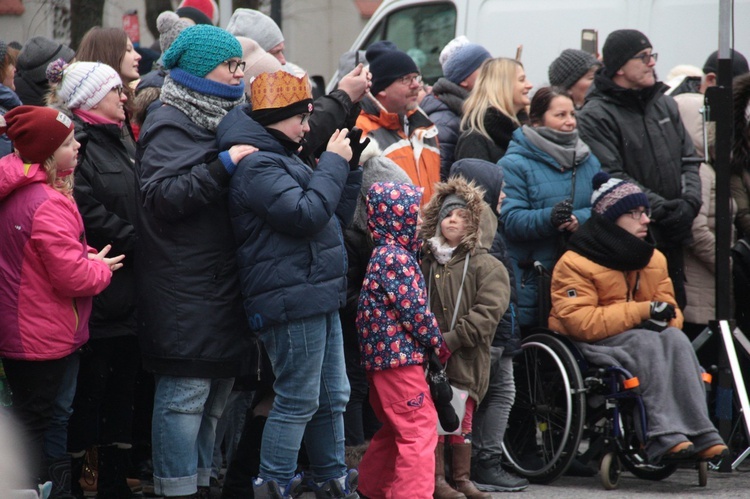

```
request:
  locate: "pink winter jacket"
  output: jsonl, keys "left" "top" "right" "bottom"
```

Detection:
{"left": 0, "top": 155, "right": 112, "bottom": 361}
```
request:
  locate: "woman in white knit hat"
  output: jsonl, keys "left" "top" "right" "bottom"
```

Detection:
{"left": 47, "top": 58, "right": 143, "bottom": 498}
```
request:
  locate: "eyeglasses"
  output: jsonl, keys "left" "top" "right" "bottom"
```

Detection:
{"left": 631, "top": 52, "right": 658, "bottom": 64}
{"left": 396, "top": 73, "right": 422, "bottom": 86}
{"left": 299, "top": 114, "right": 311, "bottom": 125}
{"left": 626, "top": 208, "right": 651, "bottom": 220}
{"left": 111, "top": 85, "right": 124, "bottom": 96}
{"left": 223, "top": 59, "right": 246, "bottom": 74}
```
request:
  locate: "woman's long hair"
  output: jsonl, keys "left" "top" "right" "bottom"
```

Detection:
{"left": 460, "top": 58, "right": 523, "bottom": 139}
{"left": 42, "top": 157, "right": 74, "bottom": 200}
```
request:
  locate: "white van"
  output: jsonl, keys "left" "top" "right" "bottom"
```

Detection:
{"left": 328, "top": 0, "right": 750, "bottom": 91}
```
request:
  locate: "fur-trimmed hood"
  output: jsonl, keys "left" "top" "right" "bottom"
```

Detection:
{"left": 421, "top": 176, "right": 494, "bottom": 254}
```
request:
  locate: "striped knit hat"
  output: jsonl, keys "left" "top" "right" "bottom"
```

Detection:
{"left": 47, "top": 60, "right": 122, "bottom": 111}
{"left": 591, "top": 171, "right": 649, "bottom": 221}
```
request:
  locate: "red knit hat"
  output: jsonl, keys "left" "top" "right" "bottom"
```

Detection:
{"left": 0, "top": 106, "right": 75, "bottom": 164}
{"left": 177, "top": 0, "right": 219, "bottom": 25}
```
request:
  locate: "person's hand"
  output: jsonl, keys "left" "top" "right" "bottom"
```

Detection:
{"left": 337, "top": 63, "right": 372, "bottom": 103}
{"left": 650, "top": 301, "right": 677, "bottom": 321}
{"left": 660, "top": 199, "right": 695, "bottom": 244}
{"left": 88, "top": 244, "right": 125, "bottom": 272}
{"left": 437, "top": 343, "right": 451, "bottom": 364}
{"left": 227, "top": 144, "right": 258, "bottom": 165}
{"left": 558, "top": 214, "right": 579, "bottom": 233}
{"left": 550, "top": 199, "right": 573, "bottom": 229}
{"left": 326, "top": 128, "right": 352, "bottom": 162}
{"left": 346, "top": 127, "right": 370, "bottom": 169}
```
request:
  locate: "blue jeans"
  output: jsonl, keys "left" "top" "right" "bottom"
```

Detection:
{"left": 44, "top": 351, "right": 79, "bottom": 459}
{"left": 258, "top": 312, "right": 350, "bottom": 484}
{"left": 151, "top": 375, "right": 234, "bottom": 496}
{"left": 473, "top": 346, "right": 515, "bottom": 459}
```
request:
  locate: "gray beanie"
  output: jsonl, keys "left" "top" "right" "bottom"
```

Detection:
{"left": 438, "top": 194, "right": 468, "bottom": 226}
{"left": 17, "top": 36, "right": 75, "bottom": 83}
{"left": 548, "top": 49, "right": 601, "bottom": 89}
{"left": 157, "top": 11, "right": 191, "bottom": 53}
{"left": 442, "top": 43, "right": 491, "bottom": 85}
{"left": 226, "top": 9, "right": 284, "bottom": 52}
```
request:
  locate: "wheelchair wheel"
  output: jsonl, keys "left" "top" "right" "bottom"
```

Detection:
{"left": 502, "top": 332, "right": 586, "bottom": 484}
{"left": 600, "top": 452, "right": 621, "bottom": 490}
{"left": 615, "top": 411, "right": 678, "bottom": 481}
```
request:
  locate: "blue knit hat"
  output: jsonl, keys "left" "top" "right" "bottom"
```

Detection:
{"left": 367, "top": 41, "right": 419, "bottom": 95}
{"left": 591, "top": 171, "right": 650, "bottom": 221}
{"left": 162, "top": 25, "right": 242, "bottom": 78}
{"left": 442, "top": 43, "right": 491, "bottom": 85}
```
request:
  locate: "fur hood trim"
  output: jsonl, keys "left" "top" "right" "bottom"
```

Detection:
{"left": 421, "top": 176, "right": 492, "bottom": 253}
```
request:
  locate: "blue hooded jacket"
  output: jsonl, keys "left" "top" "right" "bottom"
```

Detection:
{"left": 217, "top": 104, "right": 362, "bottom": 331}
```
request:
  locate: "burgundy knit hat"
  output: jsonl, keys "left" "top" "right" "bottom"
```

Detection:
{"left": 0, "top": 106, "right": 74, "bottom": 163}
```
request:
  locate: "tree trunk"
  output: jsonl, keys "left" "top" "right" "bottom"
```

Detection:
{"left": 145, "top": 0, "right": 175, "bottom": 39}
{"left": 69, "top": 0, "right": 104, "bottom": 50}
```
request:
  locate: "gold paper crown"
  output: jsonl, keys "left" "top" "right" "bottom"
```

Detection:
{"left": 251, "top": 70, "right": 312, "bottom": 112}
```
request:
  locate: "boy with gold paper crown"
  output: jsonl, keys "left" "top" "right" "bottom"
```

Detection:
{"left": 216, "top": 70, "right": 363, "bottom": 499}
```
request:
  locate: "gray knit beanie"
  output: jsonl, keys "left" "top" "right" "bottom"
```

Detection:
{"left": 548, "top": 49, "right": 601, "bottom": 89}
{"left": 158, "top": 11, "right": 191, "bottom": 53}
{"left": 17, "top": 36, "right": 75, "bottom": 83}
{"left": 442, "top": 43, "right": 491, "bottom": 85}
{"left": 226, "top": 9, "right": 284, "bottom": 52}
{"left": 438, "top": 194, "right": 468, "bottom": 226}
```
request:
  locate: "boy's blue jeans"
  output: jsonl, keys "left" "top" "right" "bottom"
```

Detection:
{"left": 258, "top": 311, "right": 350, "bottom": 484}
{"left": 151, "top": 375, "right": 234, "bottom": 496}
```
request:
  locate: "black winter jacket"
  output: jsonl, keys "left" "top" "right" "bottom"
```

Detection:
{"left": 577, "top": 72, "right": 702, "bottom": 230}
{"left": 454, "top": 107, "right": 518, "bottom": 164}
{"left": 421, "top": 78, "right": 469, "bottom": 180}
{"left": 217, "top": 105, "right": 362, "bottom": 331}
{"left": 73, "top": 117, "right": 138, "bottom": 339}
{"left": 134, "top": 104, "right": 253, "bottom": 378}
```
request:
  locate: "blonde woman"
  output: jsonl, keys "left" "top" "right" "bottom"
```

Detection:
{"left": 454, "top": 57, "right": 532, "bottom": 163}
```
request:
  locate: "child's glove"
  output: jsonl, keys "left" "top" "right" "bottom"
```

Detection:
{"left": 550, "top": 199, "right": 573, "bottom": 228}
{"left": 437, "top": 343, "right": 451, "bottom": 364}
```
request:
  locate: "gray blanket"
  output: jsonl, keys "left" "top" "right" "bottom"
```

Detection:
{"left": 575, "top": 327, "right": 722, "bottom": 460}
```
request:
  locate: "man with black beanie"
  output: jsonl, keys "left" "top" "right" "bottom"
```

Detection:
{"left": 577, "top": 29, "right": 702, "bottom": 310}
{"left": 356, "top": 41, "right": 441, "bottom": 203}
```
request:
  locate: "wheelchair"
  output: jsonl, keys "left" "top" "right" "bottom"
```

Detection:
{"left": 501, "top": 328, "right": 711, "bottom": 490}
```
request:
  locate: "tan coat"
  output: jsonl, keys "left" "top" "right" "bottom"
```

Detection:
{"left": 421, "top": 178, "right": 511, "bottom": 403}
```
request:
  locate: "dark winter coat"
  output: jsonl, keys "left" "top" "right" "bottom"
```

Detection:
{"left": 134, "top": 104, "right": 253, "bottom": 378}
{"left": 454, "top": 107, "right": 518, "bottom": 163}
{"left": 577, "top": 71, "right": 702, "bottom": 234}
{"left": 72, "top": 115, "right": 138, "bottom": 339}
{"left": 500, "top": 127, "right": 600, "bottom": 327}
{"left": 217, "top": 104, "right": 361, "bottom": 331}
{"left": 450, "top": 158, "right": 521, "bottom": 355}
{"left": 13, "top": 71, "right": 49, "bottom": 107}
{"left": 421, "top": 78, "right": 469, "bottom": 179}
{"left": 0, "top": 84, "right": 21, "bottom": 157}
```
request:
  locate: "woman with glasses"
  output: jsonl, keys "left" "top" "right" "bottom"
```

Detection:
{"left": 454, "top": 57, "right": 533, "bottom": 163}
{"left": 46, "top": 59, "right": 141, "bottom": 498}
{"left": 549, "top": 171, "right": 728, "bottom": 463}
{"left": 133, "top": 25, "right": 257, "bottom": 498}
{"left": 499, "top": 86, "right": 600, "bottom": 330}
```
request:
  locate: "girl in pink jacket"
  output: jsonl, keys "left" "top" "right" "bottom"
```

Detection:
{"left": 0, "top": 105, "right": 123, "bottom": 494}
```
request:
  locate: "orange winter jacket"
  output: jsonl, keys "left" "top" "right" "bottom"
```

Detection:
{"left": 548, "top": 249, "right": 683, "bottom": 342}
{"left": 356, "top": 98, "right": 440, "bottom": 204}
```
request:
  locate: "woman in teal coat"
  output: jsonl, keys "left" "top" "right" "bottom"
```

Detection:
{"left": 500, "top": 86, "right": 600, "bottom": 329}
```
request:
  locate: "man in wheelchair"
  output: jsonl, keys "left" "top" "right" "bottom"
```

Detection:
{"left": 548, "top": 172, "right": 728, "bottom": 463}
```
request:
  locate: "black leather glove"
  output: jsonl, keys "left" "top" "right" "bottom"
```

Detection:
{"left": 650, "top": 301, "right": 677, "bottom": 321}
{"left": 550, "top": 199, "right": 573, "bottom": 228}
{"left": 346, "top": 127, "right": 370, "bottom": 170}
{"left": 660, "top": 199, "right": 696, "bottom": 244}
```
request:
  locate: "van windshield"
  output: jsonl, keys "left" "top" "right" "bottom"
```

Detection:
{"left": 363, "top": 2, "right": 457, "bottom": 85}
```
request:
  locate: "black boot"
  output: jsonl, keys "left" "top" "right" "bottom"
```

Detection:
{"left": 221, "top": 414, "right": 267, "bottom": 499}
{"left": 97, "top": 445, "right": 133, "bottom": 498}
{"left": 47, "top": 456, "right": 76, "bottom": 499}
{"left": 70, "top": 453, "right": 86, "bottom": 499}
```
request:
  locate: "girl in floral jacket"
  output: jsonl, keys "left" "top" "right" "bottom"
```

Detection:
{"left": 356, "top": 182, "right": 445, "bottom": 499}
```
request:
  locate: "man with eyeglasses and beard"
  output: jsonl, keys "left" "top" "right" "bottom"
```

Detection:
{"left": 577, "top": 29, "right": 702, "bottom": 310}
{"left": 356, "top": 41, "right": 441, "bottom": 204}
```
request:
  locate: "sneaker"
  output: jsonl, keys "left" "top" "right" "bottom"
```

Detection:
{"left": 313, "top": 469, "right": 359, "bottom": 498}
{"left": 253, "top": 474, "right": 305, "bottom": 499}
{"left": 472, "top": 456, "right": 529, "bottom": 492}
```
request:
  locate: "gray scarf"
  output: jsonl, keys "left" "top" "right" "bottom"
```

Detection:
{"left": 160, "top": 75, "right": 245, "bottom": 132}
{"left": 521, "top": 125, "right": 590, "bottom": 171}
